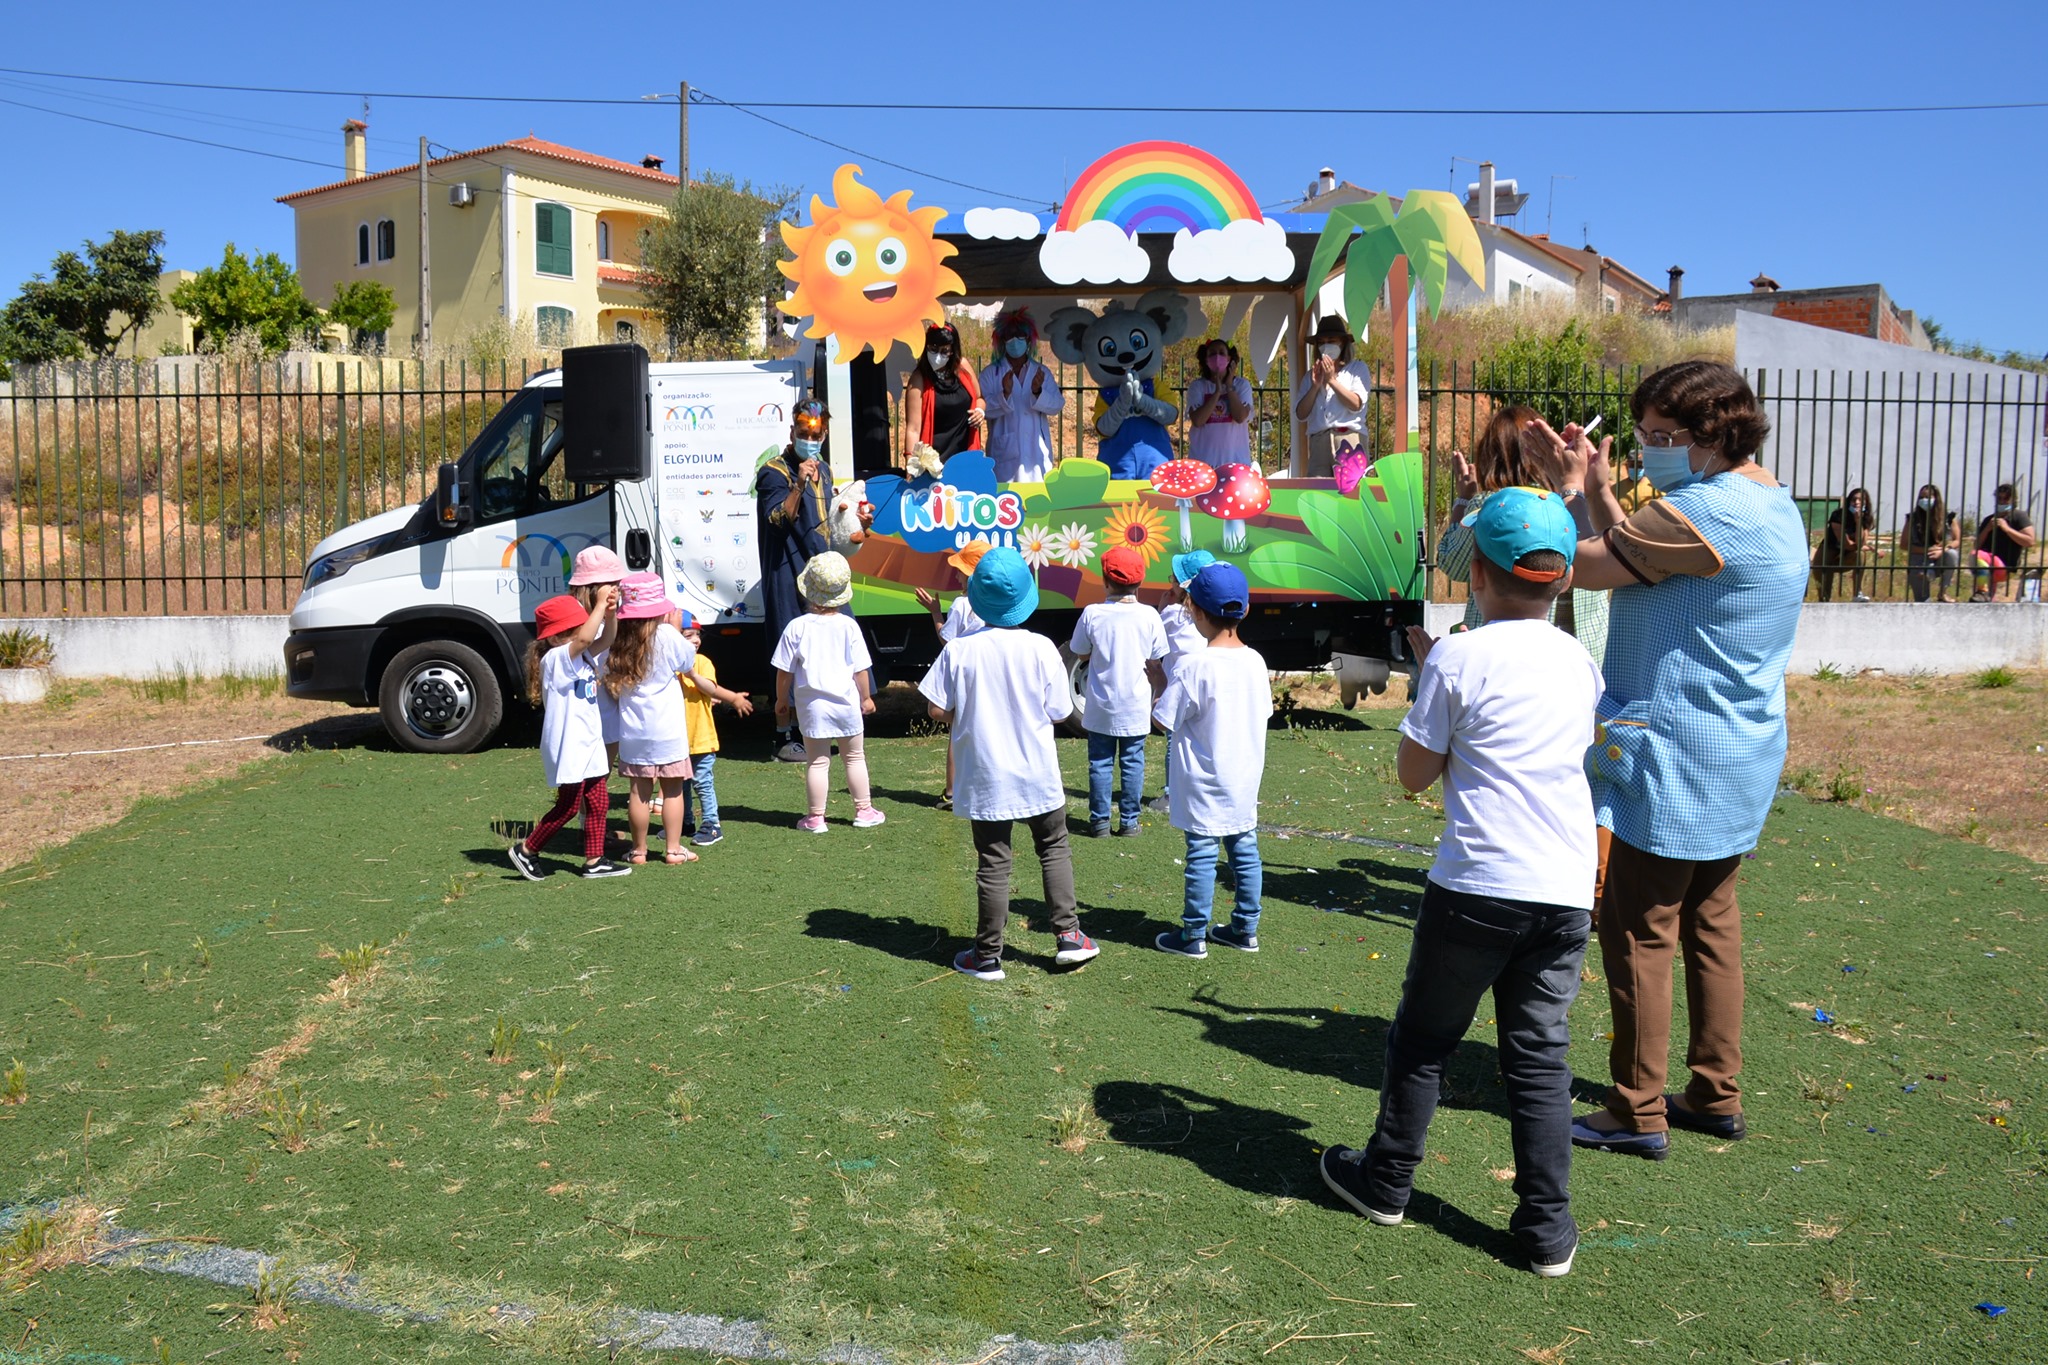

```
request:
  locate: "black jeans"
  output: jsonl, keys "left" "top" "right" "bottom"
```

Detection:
{"left": 1363, "top": 881, "right": 1590, "bottom": 1260}
{"left": 970, "top": 807, "right": 1079, "bottom": 959}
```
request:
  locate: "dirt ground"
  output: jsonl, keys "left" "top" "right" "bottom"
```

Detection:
{"left": 0, "top": 665, "right": 2037, "bottom": 875}
{"left": 0, "top": 677, "right": 371, "bottom": 871}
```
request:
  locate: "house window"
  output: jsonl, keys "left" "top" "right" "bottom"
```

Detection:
{"left": 375, "top": 219, "right": 396, "bottom": 262}
{"left": 535, "top": 202, "right": 572, "bottom": 277}
{"left": 536, "top": 306, "right": 574, "bottom": 347}
{"left": 1508, "top": 280, "right": 1526, "bottom": 304}
{"left": 597, "top": 221, "right": 612, "bottom": 262}
{"left": 356, "top": 224, "right": 371, "bottom": 266}
{"left": 614, "top": 319, "right": 637, "bottom": 343}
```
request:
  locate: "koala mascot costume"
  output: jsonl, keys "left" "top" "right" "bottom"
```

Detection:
{"left": 1046, "top": 289, "right": 1202, "bottom": 481}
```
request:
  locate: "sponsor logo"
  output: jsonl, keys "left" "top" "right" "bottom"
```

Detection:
{"left": 699, "top": 509, "right": 715, "bottom": 523}
{"left": 494, "top": 531, "right": 605, "bottom": 596}
{"left": 663, "top": 403, "right": 715, "bottom": 429}
{"left": 663, "top": 453, "right": 727, "bottom": 466}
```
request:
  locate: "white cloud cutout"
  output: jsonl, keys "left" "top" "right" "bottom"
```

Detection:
{"left": 963, "top": 206, "right": 1043, "bottom": 241}
{"left": 1167, "top": 217, "right": 1295, "bottom": 284}
{"left": 1038, "top": 220, "right": 1153, "bottom": 286}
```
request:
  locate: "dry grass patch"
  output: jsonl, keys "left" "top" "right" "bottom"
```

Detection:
{"left": 1784, "top": 668, "right": 2047, "bottom": 861}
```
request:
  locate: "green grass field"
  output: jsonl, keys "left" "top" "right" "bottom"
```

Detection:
{"left": 0, "top": 705, "right": 2041, "bottom": 1364}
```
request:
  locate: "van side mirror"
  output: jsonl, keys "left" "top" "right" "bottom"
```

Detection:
{"left": 435, "top": 462, "right": 472, "bottom": 528}
{"left": 624, "top": 528, "right": 652, "bottom": 569}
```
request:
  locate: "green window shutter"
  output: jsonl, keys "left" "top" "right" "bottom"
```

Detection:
{"left": 536, "top": 203, "right": 572, "bottom": 277}
{"left": 536, "top": 306, "right": 573, "bottom": 346}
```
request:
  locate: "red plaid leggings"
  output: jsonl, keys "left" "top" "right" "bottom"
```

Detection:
{"left": 524, "top": 775, "right": 610, "bottom": 860}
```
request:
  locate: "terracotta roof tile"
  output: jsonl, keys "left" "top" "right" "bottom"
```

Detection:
{"left": 597, "top": 264, "right": 646, "bottom": 287}
{"left": 277, "top": 135, "right": 679, "bottom": 204}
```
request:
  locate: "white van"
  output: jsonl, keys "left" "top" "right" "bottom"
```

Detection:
{"left": 285, "top": 358, "right": 802, "bottom": 752}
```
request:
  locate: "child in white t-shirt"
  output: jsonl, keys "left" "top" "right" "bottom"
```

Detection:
{"left": 1069, "top": 546, "right": 1167, "bottom": 836}
{"left": 602, "top": 572, "right": 752, "bottom": 864}
{"left": 921, "top": 547, "right": 1101, "bottom": 980}
{"left": 509, "top": 589, "right": 629, "bottom": 881}
{"left": 1145, "top": 550, "right": 1214, "bottom": 814}
{"left": 772, "top": 551, "right": 883, "bottom": 833}
{"left": 1152, "top": 563, "right": 1272, "bottom": 957}
{"left": 1319, "top": 486, "right": 1602, "bottom": 1281}
{"left": 914, "top": 540, "right": 990, "bottom": 809}
{"left": 567, "top": 544, "right": 627, "bottom": 782}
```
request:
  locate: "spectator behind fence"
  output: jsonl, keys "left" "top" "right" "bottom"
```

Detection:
{"left": 904, "top": 322, "right": 985, "bottom": 467}
{"left": 1903, "top": 483, "right": 1961, "bottom": 603}
{"left": 1543, "top": 361, "right": 1809, "bottom": 1162}
{"left": 1292, "top": 318, "right": 1373, "bottom": 477}
{"left": 1811, "top": 487, "right": 1876, "bottom": 602}
{"left": 1971, "top": 482, "right": 2037, "bottom": 601}
{"left": 1185, "top": 338, "right": 1254, "bottom": 471}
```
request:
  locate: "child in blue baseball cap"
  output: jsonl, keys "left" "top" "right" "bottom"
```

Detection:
{"left": 1151, "top": 561, "right": 1273, "bottom": 959}
{"left": 1319, "top": 485, "right": 1605, "bottom": 1280}
{"left": 920, "top": 547, "right": 1102, "bottom": 980}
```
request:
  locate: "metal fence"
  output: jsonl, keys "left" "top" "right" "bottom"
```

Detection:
{"left": 4, "top": 355, "right": 2041, "bottom": 617}
{"left": 0, "top": 358, "right": 541, "bottom": 615}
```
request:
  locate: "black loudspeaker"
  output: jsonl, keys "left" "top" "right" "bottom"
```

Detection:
{"left": 562, "top": 343, "right": 651, "bottom": 482}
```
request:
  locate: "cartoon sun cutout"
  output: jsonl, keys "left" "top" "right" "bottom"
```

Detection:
{"left": 778, "top": 163, "right": 965, "bottom": 358}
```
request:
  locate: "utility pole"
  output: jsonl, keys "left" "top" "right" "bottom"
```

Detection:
{"left": 417, "top": 136, "right": 433, "bottom": 351}
{"left": 678, "top": 81, "right": 690, "bottom": 190}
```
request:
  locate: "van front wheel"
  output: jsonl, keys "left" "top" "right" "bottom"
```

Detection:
{"left": 380, "top": 640, "right": 504, "bottom": 753}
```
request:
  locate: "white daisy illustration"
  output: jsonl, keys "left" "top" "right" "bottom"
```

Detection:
{"left": 1016, "top": 523, "right": 1055, "bottom": 571}
{"left": 1053, "top": 521, "right": 1098, "bottom": 568}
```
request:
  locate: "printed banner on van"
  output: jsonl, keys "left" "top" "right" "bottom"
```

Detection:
{"left": 652, "top": 362, "right": 803, "bottom": 624}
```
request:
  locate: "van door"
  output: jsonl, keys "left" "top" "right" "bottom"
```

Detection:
{"left": 447, "top": 393, "right": 612, "bottom": 623}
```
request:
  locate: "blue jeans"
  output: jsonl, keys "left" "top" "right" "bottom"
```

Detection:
{"left": 679, "top": 751, "right": 719, "bottom": 828}
{"left": 1363, "top": 881, "right": 1590, "bottom": 1261}
{"left": 1086, "top": 730, "right": 1146, "bottom": 826}
{"left": 1182, "top": 829, "right": 1262, "bottom": 938}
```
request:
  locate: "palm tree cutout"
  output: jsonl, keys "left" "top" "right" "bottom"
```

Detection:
{"left": 1301, "top": 191, "right": 1484, "bottom": 347}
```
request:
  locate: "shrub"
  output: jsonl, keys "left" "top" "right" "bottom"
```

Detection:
{"left": 0, "top": 628, "right": 54, "bottom": 669}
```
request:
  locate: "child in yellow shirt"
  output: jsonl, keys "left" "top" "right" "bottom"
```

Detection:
{"left": 676, "top": 612, "right": 731, "bottom": 847}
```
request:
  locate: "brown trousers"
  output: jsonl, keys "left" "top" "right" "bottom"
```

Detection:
{"left": 1597, "top": 834, "right": 1746, "bottom": 1132}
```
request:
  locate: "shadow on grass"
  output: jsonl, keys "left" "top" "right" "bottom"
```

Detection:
{"left": 1271, "top": 708, "right": 1373, "bottom": 733}
{"left": 1090, "top": 1078, "right": 1522, "bottom": 1265}
{"left": 805, "top": 905, "right": 1093, "bottom": 977}
{"left": 1260, "top": 856, "right": 1429, "bottom": 925}
{"left": 263, "top": 713, "right": 389, "bottom": 754}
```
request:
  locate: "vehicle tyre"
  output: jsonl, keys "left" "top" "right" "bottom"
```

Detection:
{"left": 379, "top": 640, "right": 504, "bottom": 753}
{"left": 1062, "top": 655, "right": 1091, "bottom": 737}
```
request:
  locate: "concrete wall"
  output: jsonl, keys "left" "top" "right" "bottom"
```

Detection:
{"left": 9, "top": 605, "right": 2042, "bottom": 683}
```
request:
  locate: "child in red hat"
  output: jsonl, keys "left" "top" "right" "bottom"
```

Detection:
{"left": 510, "top": 589, "right": 630, "bottom": 880}
{"left": 1068, "top": 545, "right": 1167, "bottom": 836}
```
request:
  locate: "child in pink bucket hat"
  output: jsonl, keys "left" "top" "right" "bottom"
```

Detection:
{"left": 567, "top": 545, "right": 628, "bottom": 780}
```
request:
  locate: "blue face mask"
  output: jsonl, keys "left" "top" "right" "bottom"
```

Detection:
{"left": 794, "top": 437, "right": 823, "bottom": 460}
{"left": 1641, "top": 446, "right": 1699, "bottom": 493}
{"left": 1003, "top": 337, "right": 1029, "bottom": 360}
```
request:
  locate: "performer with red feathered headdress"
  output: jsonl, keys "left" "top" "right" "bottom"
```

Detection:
{"left": 980, "top": 308, "right": 1064, "bottom": 484}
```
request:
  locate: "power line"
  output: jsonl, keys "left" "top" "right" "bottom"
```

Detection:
{"left": 4, "top": 67, "right": 2044, "bottom": 118}
{"left": 0, "top": 95, "right": 344, "bottom": 172}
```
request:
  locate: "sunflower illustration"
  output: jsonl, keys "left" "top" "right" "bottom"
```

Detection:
{"left": 1102, "top": 502, "right": 1170, "bottom": 569}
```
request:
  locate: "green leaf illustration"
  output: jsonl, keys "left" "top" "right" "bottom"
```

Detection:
{"left": 1298, "top": 492, "right": 1404, "bottom": 598}
{"left": 1044, "top": 458, "right": 1110, "bottom": 511}
{"left": 1247, "top": 541, "right": 1376, "bottom": 598}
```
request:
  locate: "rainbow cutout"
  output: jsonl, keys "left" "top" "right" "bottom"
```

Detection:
{"left": 1055, "top": 141, "right": 1262, "bottom": 235}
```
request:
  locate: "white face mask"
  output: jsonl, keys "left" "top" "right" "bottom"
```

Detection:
{"left": 1640, "top": 446, "right": 1700, "bottom": 493}
{"left": 925, "top": 350, "right": 951, "bottom": 370}
{"left": 1318, "top": 344, "right": 1342, "bottom": 362}
{"left": 1917, "top": 497, "right": 1935, "bottom": 510}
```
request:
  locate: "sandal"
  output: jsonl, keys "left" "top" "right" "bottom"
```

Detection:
{"left": 664, "top": 848, "right": 699, "bottom": 865}
{"left": 628, "top": 850, "right": 648, "bottom": 864}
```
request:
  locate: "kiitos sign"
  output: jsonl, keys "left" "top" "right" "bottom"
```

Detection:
{"left": 900, "top": 483, "right": 1023, "bottom": 537}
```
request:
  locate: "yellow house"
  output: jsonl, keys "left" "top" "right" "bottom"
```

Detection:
{"left": 279, "top": 122, "right": 674, "bottom": 352}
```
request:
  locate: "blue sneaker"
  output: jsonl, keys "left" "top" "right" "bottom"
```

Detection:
{"left": 1209, "top": 923, "right": 1259, "bottom": 953}
{"left": 692, "top": 823, "right": 723, "bottom": 848}
{"left": 1154, "top": 930, "right": 1207, "bottom": 959}
{"left": 1570, "top": 1115, "right": 1669, "bottom": 1160}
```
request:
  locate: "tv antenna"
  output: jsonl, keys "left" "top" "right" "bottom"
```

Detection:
{"left": 1546, "top": 174, "right": 1575, "bottom": 238}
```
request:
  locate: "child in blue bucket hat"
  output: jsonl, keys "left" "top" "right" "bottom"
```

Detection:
{"left": 1318, "top": 485, "right": 1604, "bottom": 1280}
{"left": 919, "top": 547, "right": 1101, "bottom": 980}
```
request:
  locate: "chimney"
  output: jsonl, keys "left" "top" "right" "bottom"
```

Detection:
{"left": 641, "top": 154, "right": 665, "bottom": 171}
{"left": 1477, "top": 161, "right": 1497, "bottom": 225}
{"left": 1667, "top": 265, "right": 1684, "bottom": 303}
{"left": 1750, "top": 272, "right": 1781, "bottom": 294}
{"left": 1318, "top": 167, "right": 1337, "bottom": 195}
{"left": 342, "top": 120, "right": 367, "bottom": 180}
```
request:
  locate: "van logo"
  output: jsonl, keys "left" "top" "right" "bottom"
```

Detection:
{"left": 497, "top": 531, "right": 603, "bottom": 577}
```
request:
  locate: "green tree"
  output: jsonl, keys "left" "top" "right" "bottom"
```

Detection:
{"left": 170, "top": 244, "right": 321, "bottom": 353}
{"left": 0, "top": 228, "right": 167, "bottom": 365}
{"left": 327, "top": 279, "right": 396, "bottom": 349}
{"left": 640, "top": 174, "right": 796, "bottom": 358}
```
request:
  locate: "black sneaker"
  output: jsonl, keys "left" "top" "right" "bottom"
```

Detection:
{"left": 1318, "top": 1145, "right": 1403, "bottom": 1225}
{"left": 677, "top": 820, "right": 698, "bottom": 838}
{"left": 1113, "top": 821, "right": 1141, "bottom": 838}
{"left": 692, "top": 824, "right": 724, "bottom": 848}
{"left": 1664, "top": 1094, "right": 1747, "bottom": 1140}
{"left": 1210, "top": 923, "right": 1260, "bottom": 953}
{"left": 1154, "top": 930, "right": 1207, "bottom": 958}
{"left": 1054, "top": 932, "right": 1100, "bottom": 965}
{"left": 1531, "top": 1236, "right": 1577, "bottom": 1278}
{"left": 580, "top": 857, "right": 632, "bottom": 879}
{"left": 1083, "top": 820, "right": 1111, "bottom": 838}
{"left": 507, "top": 842, "right": 545, "bottom": 882}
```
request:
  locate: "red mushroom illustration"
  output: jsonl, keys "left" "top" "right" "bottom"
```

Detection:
{"left": 1150, "top": 459, "right": 1219, "bottom": 550}
{"left": 1197, "top": 463, "right": 1271, "bottom": 552}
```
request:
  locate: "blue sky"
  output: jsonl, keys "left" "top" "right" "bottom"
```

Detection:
{"left": 3, "top": 0, "right": 2044, "bottom": 357}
